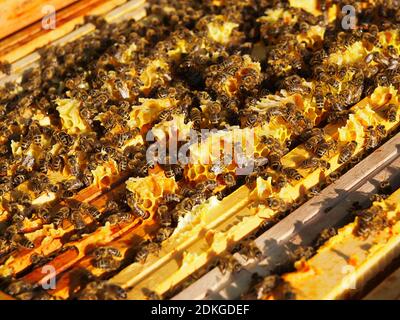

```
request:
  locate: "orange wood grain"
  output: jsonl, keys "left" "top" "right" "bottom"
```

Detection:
{"left": 0, "top": 0, "right": 127, "bottom": 63}
{"left": 0, "top": 0, "right": 79, "bottom": 40}
{"left": 0, "top": 172, "right": 130, "bottom": 277}
{"left": 22, "top": 218, "right": 144, "bottom": 285}
{"left": 0, "top": 290, "right": 14, "bottom": 300}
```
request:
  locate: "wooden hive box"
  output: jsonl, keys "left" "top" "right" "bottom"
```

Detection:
{"left": 0, "top": 0, "right": 400, "bottom": 301}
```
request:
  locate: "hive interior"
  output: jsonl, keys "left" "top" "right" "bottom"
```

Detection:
{"left": 0, "top": 0, "right": 400, "bottom": 300}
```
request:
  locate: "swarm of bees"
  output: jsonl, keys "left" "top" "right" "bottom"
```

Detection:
{"left": 353, "top": 204, "right": 390, "bottom": 238}
{"left": 0, "top": 0, "right": 400, "bottom": 300}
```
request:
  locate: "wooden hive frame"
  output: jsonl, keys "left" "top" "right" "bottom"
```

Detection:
{"left": 0, "top": 0, "right": 147, "bottom": 300}
{"left": 173, "top": 132, "right": 400, "bottom": 299}
{"left": 364, "top": 263, "right": 400, "bottom": 300}
{"left": 0, "top": 0, "right": 146, "bottom": 83}
{"left": 109, "top": 88, "right": 400, "bottom": 299}
{"left": 0, "top": 0, "right": 79, "bottom": 41}
{"left": 264, "top": 185, "right": 400, "bottom": 300}
{"left": 0, "top": 0, "right": 400, "bottom": 301}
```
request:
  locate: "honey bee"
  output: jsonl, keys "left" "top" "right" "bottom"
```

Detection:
{"left": 29, "top": 253, "right": 48, "bottom": 265}
{"left": 239, "top": 240, "right": 262, "bottom": 261}
{"left": 84, "top": 204, "right": 101, "bottom": 221}
{"left": 245, "top": 172, "right": 259, "bottom": 186}
{"left": 283, "top": 167, "right": 303, "bottom": 181}
{"left": 12, "top": 174, "right": 27, "bottom": 187}
{"left": 106, "top": 210, "right": 133, "bottom": 225}
{"left": 38, "top": 158, "right": 49, "bottom": 174}
{"left": 30, "top": 124, "right": 42, "bottom": 146}
{"left": 94, "top": 152, "right": 110, "bottom": 164}
{"left": 157, "top": 205, "right": 172, "bottom": 227}
{"left": 104, "top": 200, "right": 119, "bottom": 215}
{"left": 175, "top": 197, "right": 194, "bottom": 217}
{"left": 78, "top": 278, "right": 117, "bottom": 300}
{"left": 81, "top": 169, "right": 93, "bottom": 187}
{"left": 379, "top": 180, "right": 392, "bottom": 195}
{"left": 162, "top": 193, "right": 182, "bottom": 204}
{"left": 304, "top": 130, "right": 325, "bottom": 151}
{"left": 207, "top": 101, "right": 222, "bottom": 125}
{"left": 191, "top": 191, "right": 207, "bottom": 205}
{"left": 0, "top": 60, "right": 11, "bottom": 75}
{"left": 0, "top": 143, "right": 9, "bottom": 156}
{"left": 314, "top": 140, "right": 337, "bottom": 158}
{"left": 66, "top": 154, "right": 81, "bottom": 175}
{"left": 364, "top": 52, "right": 375, "bottom": 64}
{"left": 196, "top": 179, "right": 217, "bottom": 192}
{"left": 5, "top": 280, "right": 33, "bottom": 297}
{"left": 283, "top": 102, "right": 296, "bottom": 124}
{"left": 51, "top": 155, "right": 64, "bottom": 172}
{"left": 15, "top": 235, "right": 35, "bottom": 249}
{"left": 300, "top": 157, "right": 331, "bottom": 171}
{"left": 291, "top": 245, "right": 314, "bottom": 261}
{"left": 29, "top": 176, "right": 44, "bottom": 194}
{"left": 135, "top": 242, "right": 160, "bottom": 263}
{"left": 369, "top": 193, "right": 387, "bottom": 202}
{"left": 77, "top": 281, "right": 102, "bottom": 300}
{"left": 63, "top": 178, "right": 83, "bottom": 192}
{"left": 273, "top": 174, "right": 288, "bottom": 189}
{"left": 100, "top": 283, "right": 127, "bottom": 300}
{"left": 142, "top": 288, "right": 161, "bottom": 300}
{"left": 114, "top": 79, "right": 129, "bottom": 99}
{"left": 365, "top": 125, "right": 386, "bottom": 150}
{"left": 222, "top": 172, "right": 236, "bottom": 187}
{"left": 60, "top": 189, "right": 75, "bottom": 199}
{"left": 70, "top": 210, "right": 86, "bottom": 230}
{"left": 306, "top": 186, "right": 320, "bottom": 199}
{"left": 282, "top": 75, "right": 310, "bottom": 95}
{"left": 190, "top": 107, "right": 202, "bottom": 130}
{"left": 94, "top": 246, "right": 122, "bottom": 259}
{"left": 338, "top": 141, "right": 357, "bottom": 164}
{"left": 354, "top": 205, "right": 387, "bottom": 238}
{"left": 32, "top": 291, "right": 55, "bottom": 300}
{"left": 37, "top": 206, "right": 52, "bottom": 223}
{"left": 155, "top": 227, "right": 174, "bottom": 242}
{"left": 158, "top": 109, "right": 173, "bottom": 122}
{"left": 268, "top": 152, "right": 283, "bottom": 171}
{"left": 254, "top": 275, "right": 281, "bottom": 299}
{"left": 113, "top": 132, "right": 130, "bottom": 148}
{"left": 265, "top": 107, "right": 283, "bottom": 121}
{"left": 218, "top": 254, "right": 242, "bottom": 274}
{"left": 21, "top": 138, "right": 32, "bottom": 151}
{"left": 326, "top": 171, "right": 341, "bottom": 184}
{"left": 386, "top": 104, "right": 398, "bottom": 122}
{"left": 128, "top": 197, "right": 149, "bottom": 220}
{"left": 0, "top": 237, "right": 14, "bottom": 255}
{"left": 277, "top": 282, "right": 297, "bottom": 300}
{"left": 56, "top": 130, "right": 74, "bottom": 147}
{"left": 327, "top": 110, "right": 352, "bottom": 123}
{"left": 92, "top": 256, "right": 120, "bottom": 270}
{"left": 53, "top": 206, "right": 70, "bottom": 228}
{"left": 244, "top": 112, "right": 259, "bottom": 128}
{"left": 0, "top": 161, "right": 8, "bottom": 176}
{"left": 264, "top": 197, "right": 286, "bottom": 211}
{"left": 164, "top": 164, "right": 175, "bottom": 179}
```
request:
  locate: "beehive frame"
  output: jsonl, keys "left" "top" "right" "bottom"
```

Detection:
{"left": 1, "top": 0, "right": 400, "bottom": 300}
